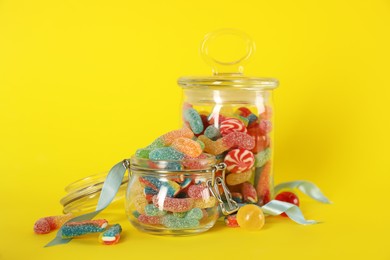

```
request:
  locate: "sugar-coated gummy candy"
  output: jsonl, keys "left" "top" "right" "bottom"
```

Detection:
{"left": 98, "top": 224, "right": 122, "bottom": 245}
{"left": 226, "top": 170, "right": 253, "bottom": 186}
{"left": 61, "top": 219, "right": 108, "bottom": 238}
{"left": 198, "top": 135, "right": 231, "bottom": 155}
{"left": 171, "top": 137, "right": 202, "bottom": 158}
{"left": 231, "top": 114, "right": 249, "bottom": 127}
{"left": 224, "top": 148, "right": 255, "bottom": 173}
{"left": 241, "top": 182, "right": 258, "bottom": 203}
{"left": 231, "top": 192, "right": 243, "bottom": 203}
{"left": 185, "top": 208, "right": 203, "bottom": 220}
{"left": 258, "top": 119, "right": 272, "bottom": 135}
{"left": 138, "top": 215, "right": 162, "bottom": 225}
{"left": 147, "top": 137, "right": 165, "bottom": 149}
{"left": 149, "top": 147, "right": 185, "bottom": 161}
{"left": 141, "top": 177, "right": 180, "bottom": 197}
{"left": 153, "top": 195, "right": 194, "bottom": 213}
{"left": 132, "top": 211, "right": 141, "bottom": 218}
{"left": 222, "top": 132, "right": 255, "bottom": 150}
{"left": 204, "top": 125, "right": 221, "bottom": 140}
{"left": 187, "top": 183, "right": 210, "bottom": 199}
{"left": 254, "top": 147, "right": 271, "bottom": 167}
{"left": 134, "top": 194, "right": 148, "bottom": 214}
{"left": 236, "top": 204, "right": 265, "bottom": 230}
{"left": 193, "top": 197, "right": 217, "bottom": 209}
{"left": 260, "top": 105, "right": 272, "bottom": 120}
{"left": 162, "top": 214, "right": 200, "bottom": 229}
{"left": 247, "top": 126, "right": 270, "bottom": 153}
{"left": 145, "top": 204, "right": 167, "bottom": 216}
{"left": 224, "top": 214, "right": 240, "bottom": 227}
{"left": 256, "top": 161, "right": 272, "bottom": 205}
{"left": 34, "top": 213, "right": 73, "bottom": 234}
{"left": 275, "top": 191, "right": 299, "bottom": 217}
{"left": 236, "top": 107, "right": 252, "bottom": 117}
{"left": 173, "top": 212, "right": 187, "bottom": 218}
{"left": 161, "top": 126, "right": 194, "bottom": 146}
{"left": 196, "top": 139, "right": 205, "bottom": 150}
{"left": 135, "top": 148, "right": 152, "bottom": 159}
{"left": 219, "top": 118, "right": 247, "bottom": 136}
{"left": 183, "top": 108, "right": 204, "bottom": 134}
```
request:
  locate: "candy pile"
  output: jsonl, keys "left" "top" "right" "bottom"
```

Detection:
{"left": 182, "top": 104, "right": 273, "bottom": 206}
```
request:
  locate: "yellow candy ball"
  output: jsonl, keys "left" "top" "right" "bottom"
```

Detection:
{"left": 236, "top": 204, "right": 265, "bottom": 230}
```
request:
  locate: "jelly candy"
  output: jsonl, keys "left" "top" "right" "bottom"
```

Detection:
{"left": 61, "top": 219, "right": 108, "bottom": 238}
{"left": 224, "top": 148, "right": 255, "bottom": 173}
{"left": 246, "top": 114, "right": 258, "bottom": 126}
{"left": 160, "top": 126, "right": 194, "bottom": 146}
{"left": 275, "top": 191, "right": 299, "bottom": 217}
{"left": 256, "top": 161, "right": 272, "bottom": 205}
{"left": 204, "top": 125, "right": 221, "bottom": 140}
{"left": 185, "top": 208, "right": 203, "bottom": 220}
{"left": 187, "top": 184, "right": 210, "bottom": 199}
{"left": 259, "top": 105, "right": 272, "bottom": 120}
{"left": 135, "top": 148, "right": 152, "bottom": 159}
{"left": 149, "top": 147, "right": 185, "bottom": 161}
{"left": 235, "top": 107, "right": 252, "bottom": 117}
{"left": 142, "top": 178, "right": 180, "bottom": 197}
{"left": 222, "top": 132, "right": 255, "bottom": 150}
{"left": 161, "top": 214, "right": 199, "bottom": 229}
{"left": 231, "top": 192, "right": 243, "bottom": 203}
{"left": 254, "top": 148, "right": 271, "bottom": 167}
{"left": 34, "top": 213, "right": 73, "bottom": 234}
{"left": 152, "top": 196, "right": 194, "bottom": 213}
{"left": 241, "top": 182, "right": 258, "bottom": 203}
{"left": 247, "top": 126, "right": 270, "bottom": 154}
{"left": 144, "top": 204, "right": 167, "bottom": 216}
{"left": 224, "top": 214, "right": 239, "bottom": 227}
{"left": 183, "top": 108, "right": 204, "bottom": 134}
{"left": 208, "top": 113, "right": 227, "bottom": 126}
{"left": 134, "top": 194, "right": 148, "bottom": 214}
{"left": 138, "top": 215, "right": 162, "bottom": 225}
{"left": 193, "top": 197, "right": 217, "bottom": 209}
{"left": 258, "top": 119, "right": 272, "bottom": 135}
{"left": 98, "top": 224, "right": 122, "bottom": 245}
{"left": 236, "top": 204, "right": 265, "bottom": 230}
{"left": 198, "top": 135, "right": 231, "bottom": 155}
{"left": 196, "top": 139, "right": 205, "bottom": 150}
{"left": 182, "top": 154, "right": 208, "bottom": 169}
{"left": 220, "top": 118, "right": 247, "bottom": 136}
{"left": 171, "top": 137, "right": 202, "bottom": 158}
{"left": 226, "top": 170, "right": 252, "bottom": 186}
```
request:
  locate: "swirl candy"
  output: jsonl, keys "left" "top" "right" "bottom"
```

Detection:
{"left": 219, "top": 118, "right": 247, "bottom": 136}
{"left": 61, "top": 219, "right": 108, "bottom": 238}
{"left": 224, "top": 149, "right": 255, "bottom": 173}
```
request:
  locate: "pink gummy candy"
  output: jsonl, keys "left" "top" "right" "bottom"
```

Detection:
{"left": 34, "top": 213, "right": 73, "bottom": 234}
{"left": 222, "top": 132, "right": 255, "bottom": 150}
{"left": 187, "top": 184, "right": 210, "bottom": 199}
{"left": 138, "top": 215, "right": 162, "bottom": 225}
{"left": 152, "top": 195, "right": 194, "bottom": 213}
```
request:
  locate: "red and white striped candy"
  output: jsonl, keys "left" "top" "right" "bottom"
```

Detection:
{"left": 224, "top": 148, "right": 254, "bottom": 173}
{"left": 219, "top": 118, "right": 247, "bottom": 136}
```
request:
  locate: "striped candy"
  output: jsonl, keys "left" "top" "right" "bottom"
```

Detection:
{"left": 224, "top": 148, "right": 254, "bottom": 173}
{"left": 219, "top": 118, "right": 247, "bottom": 136}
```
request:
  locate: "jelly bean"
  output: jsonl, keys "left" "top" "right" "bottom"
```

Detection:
{"left": 98, "top": 224, "right": 122, "bottom": 245}
{"left": 226, "top": 170, "right": 253, "bottom": 186}
{"left": 236, "top": 107, "right": 252, "bottom": 117}
{"left": 193, "top": 197, "right": 217, "bottom": 209}
{"left": 145, "top": 204, "right": 167, "bottom": 216}
{"left": 161, "top": 126, "right": 194, "bottom": 146}
{"left": 171, "top": 137, "right": 202, "bottom": 158}
{"left": 135, "top": 148, "right": 152, "bottom": 159}
{"left": 224, "top": 214, "right": 240, "bottom": 227}
{"left": 138, "top": 215, "right": 162, "bottom": 225}
{"left": 204, "top": 125, "right": 221, "bottom": 140}
{"left": 152, "top": 196, "right": 194, "bottom": 213}
{"left": 230, "top": 192, "right": 243, "bottom": 203}
{"left": 187, "top": 184, "right": 209, "bottom": 199}
{"left": 184, "top": 108, "right": 204, "bottom": 134}
{"left": 222, "top": 132, "right": 255, "bottom": 150}
{"left": 61, "top": 219, "right": 108, "bottom": 238}
{"left": 220, "top": 118, "right": 247, "bottom": 136}
{"left": 198, "top": 135, "right": 231, "bottom": 155}
{"left": 241, "top": 182, "right": 258, "bottom": 203}
{"left": 162, "top": 214, "right": 199, "bottom": 229}
{"left": 185, "top": 208, "right": 203, "bottom": 220}
{"left": 34, "top": 213, "right": 73, "bottom": 234}
{"left": 134, "top": 194, "right": 148, "bottom": 214}
{"left": 236, "top": 204, "right": 265, "bottom": 230}
{"left": 256, "top": 161, "right": 272, "bottom": 205}
{"left": 224, "top": 149, "right": 255, "bottom": 173}
{"left": 275, "top": 192, "right": 299, "bottom": 217}
{"left": 254, "top": 147, "right": 271, "bottom": 167}
{"left": 149, "top": 147, "right": 185, "bottom": 161}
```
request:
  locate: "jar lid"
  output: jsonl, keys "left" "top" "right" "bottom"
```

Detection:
{"left": 178, "top": 29, "right": 279, "bottom": 90}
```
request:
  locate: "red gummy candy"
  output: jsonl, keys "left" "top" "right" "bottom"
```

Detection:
{"left": 224, "top": 214, "right": 240, "bottom": 227}
{"left": 241, "top": 182, "right": 258, "bottom": 203}
{"left": 236, "top": 107, "right": 252, "bottom": 117}
{"left": 275, "top": 192, "right": 300, "bottom": 217}
{"left": 247, "top": 126, "right": 270, "bottom": 153}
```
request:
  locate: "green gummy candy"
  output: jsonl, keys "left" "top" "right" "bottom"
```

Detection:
{"left": 185, "top": 208, "right": 203, "bottom": 220}
{"left": 135, "top": 148, "right": 152, "bottom": 159}
{"left": 255, "top": 148, "right": 271, "bottom": 167}
{"left": 144, "top": 204, "right": 167, "bottom": 216}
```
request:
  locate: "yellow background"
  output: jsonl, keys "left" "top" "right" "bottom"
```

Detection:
{"left": 1, "top": 0, "right": 389, "bottom": 259}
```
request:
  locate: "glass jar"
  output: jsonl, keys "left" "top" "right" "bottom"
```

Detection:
{"left": 125, "top": 155, "right": 237, "bottom": 235}
{"left": 178, "top": 29, "right": 279, "bottom": 206}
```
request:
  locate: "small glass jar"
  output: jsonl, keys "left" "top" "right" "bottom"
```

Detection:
{"left": 178, "top": 29, "right": 279, "bottom": 206}
{"left": 125, "top": 155, "right": 237, "bottom": 236}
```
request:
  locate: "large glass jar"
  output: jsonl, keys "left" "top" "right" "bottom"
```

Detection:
{"left": 178, "top": 29, "right": 279, "bottom": 206}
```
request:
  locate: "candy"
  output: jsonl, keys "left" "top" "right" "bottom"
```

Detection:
{"left": 236, "top": 204, "right": 265, "bottom": 230}
{"left": 178, "top": 177, "right": 192, "bottom": 190}
{"left": 142, "top": 178, "right": 180, "bottom": 197}
{"left": 219, "top": 118, "right": 247, "bottom": 136}
{"left": 196, "top": 139, "right": 205, "bottom": 150}
{"left": 162, "top": 214, "right": 199, "bottom": 229}
{"left": 98, "top": 224, "right": 122, "bottom": 245}
{"left": 226, "top": 170, "right": 253, "bottom": 186}
{"left": 259, "top": 105, "right": 272, "bottom": 120}
{"left": 222, "top": 132, "right": 255, "bottom": 150}
{"left": 160, "top": 126, "right": 194, "bottom": 146}
{"left": 246, "top": 114, "right": 258, "bottom": 126}
{"left": 171, "top": 137, "right": 202, "bottom": 158}
{"left": 275, "top": 192, "right": 299, "bottom": 217}
{"left": 208, "top": 113, "right": 227, "bottom": 126}
{"left": 134, "top": 194, "right": 148, "bottom": 214}
{"left": 241, "top": 182, "right": 258, "bottom": 203}
{"left": 135, "top": 148, "right": 152, "bottom": 158}
{"left": 193, "top": 197, "right": 217, "bottom": 209}
{"left": 149, "top": 147, "right": 184, "bottom": 161}
{"left": 231, "top": 192, "right": 243, "bottom": 203}
{"left": 204, "top": 125, "right": 221, "bottom": 140}
{"left": 61, "top": 219, "right": 108, "bottom": 238}
{"left": 153, "top": 195, "right": 194, "bottom": 213}
{"left": 138, "top": 215, "right": 161, "bottom": 225}
{"left": 198, "top": 135, "right": 231, "bottom": 155}
{"left": 224, "top": 149, "right": 255, "bottom": 173}
{"left": 145, "top": 204, "right": 167, "bottom": 216}
{"left": 185, "top": 208, "right": 203, "bottom": 220}
{"left": 34, "top": 213, "right": 73, "bottom": 234}
{"left": 247, "top": 126, "right": 270, "bottom": 153}
{"left": 224, "top": 214, "right": 240, "bottom": 227}
{"left": 183, "top": 108, "right": 204, "bottom": 134}
{"left": 254, "top": 148, "right": 271, "bottom": 167}
{"left": 187, "top": 184, "right": 210, "bottom": 199}
{"left": 256, "top": 161, "right": 272, "bottom": 205}
{"left": 182, "top": 154, "right": 208, "bottom": 169}
{"left": 236, "top": 107, "right": 252, "bottom": 117}
{"left": 147, "top": 137, "right": 165, "bottom": 149}
{"left": 258, "top": 119, "right": 272, "bottom": 135}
